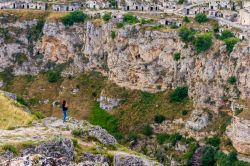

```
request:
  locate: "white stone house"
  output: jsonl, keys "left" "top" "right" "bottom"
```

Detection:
{"left": 184, "top": 5, "right": 208, "bottom": 15}
{"left": 52, "top": 3, "right": 80, "bottom": 11}
{"left": 0, "top": 0, "right": 14, "bottom": 9}
{"left": 27, "top": 2, "right": 47, "bottom": 10}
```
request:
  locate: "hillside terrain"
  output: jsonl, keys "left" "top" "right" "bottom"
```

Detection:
{"left": 0, "top": 9, "right": 250, "bottom": 165}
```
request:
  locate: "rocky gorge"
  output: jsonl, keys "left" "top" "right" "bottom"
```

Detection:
{"left": 0, "top": 10, "right": 250, "bottom": 165}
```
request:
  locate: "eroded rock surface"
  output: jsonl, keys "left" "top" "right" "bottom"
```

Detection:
{"left": 185, "top": 110, "right": 209, "bottom": 131}
{"left": 226, "top": 116, "right": 250, "bottom": 155}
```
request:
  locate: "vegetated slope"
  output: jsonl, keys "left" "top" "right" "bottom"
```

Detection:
{"left": 0, "top": 91, "right": 33, "bottom": 129}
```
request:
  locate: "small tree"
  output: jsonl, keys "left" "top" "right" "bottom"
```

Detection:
{"left": 183, "top": 16, "right": 190, "bottom": 23}
{"left": 123, "top": 13, "right": 139, "bottom": 24}
{"left": 154, "top": 114, "right": 166, "bottom": 123}
{"left": 47, "top": 70, "right": 61, "bottom": 83}
{"left": 201, "top": 146, "right": 216, "bottom": 166}
{"left": 62, "top": 11, "right": 88, "bottom": 26}
{"left": 111, "top": 31, "right": 116, "bottom": 39}
{"left": 179, "top": 26, "right": 195, "bottom": 43}
{"left": 195, "top": 13, "right": 208, "bottom": 23}
{"left": 219, "top": 30, "right": 234, "bottom": 40}
{"left": 173, "top": 52, "right": 181, "bottom": 61}
{"left": 194, "top": 33, "right": 212, "bottom": 53}
{"left": 102, "top": 12, "right": 112, "bottom": 22}
{"left": 224, "top": 37, "right": 239, "bottom": 53}
{"left": 227, "top": 76, "right": 237, "bottom": 84}
{"left": 170, "top": 86, "right": 188, "bottom": 102}
{"left": 206, "top": 136, "right": 220, "bottom": 148}
{"left": 142, "top": 124, "right": 153, "bottom": 136}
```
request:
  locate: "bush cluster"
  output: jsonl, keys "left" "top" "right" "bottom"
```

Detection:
{"left": 62, "top": 11, "right": 88, "bottom": 26}
{"left": 195, "top": 13, "right": 208, "bottom": 23}
{"left": 173, "top": 52, "right": 181, "bottom": 61}
{"left": 170, "top": 86, "right": 188, "bottom": 102}
{"left": 156, "top": 133, "right": 182, "bottom": 145}
{"left": 123, "top": 14, "right": 139, "bottom": 24}
{"left": 142, "top": 124, "right": 153, "bottom": 136}
{"left": 194, "top": 33, "right": 213, "bottom": 53}
{"left": 154, "top": 114, "right": 166, "bottom": 124}
{"left": 102, "top": 12, "right": 111, "bottom": 22}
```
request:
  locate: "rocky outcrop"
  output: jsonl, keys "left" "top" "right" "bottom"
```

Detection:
{"left": 226, "top": 116, "right": 250, "bottom": 155}
{"left": 88, "top": 126, "right": 118, "bottom": 145}
{"left": 99, "top": 95, "right": 121, "bottom": 110}
{"left": 114, "top": 154, "right": 163, "bottom": 166}
{"left": 185, "top": 110, "right": 209, "bottom": 131}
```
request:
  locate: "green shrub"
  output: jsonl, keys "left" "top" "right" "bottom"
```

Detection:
{"left": 182, "top": 110, "right": 188, "bottom": 116}
{"left": 170, "top": 24, "right": 178, "bottom": 29}
{"left": 183, "top": 16, "right": 190, "bottom": 23}
{"left": 219, "top": 30, "right": 235, "bottom": 40}
{"left": 157, "top": 133, "right": 169, "bottom": 144}
{"left": 62, "top": 11, "right": 87, "bottom": 26}
{"left": 13, "top": 53, "right": 28, "bottom": 65}
{"left": 173, "top": 52, "right": 181, "bottom": 61}
{"left": 179, "top": 26, "right": 195, "bottom": 43}
{"left": 111, "top": 31, "right": 116, "bottom": 39}
{"left": 0, "top": 66, "right": 14, "bottom": 84}
{"left": 89, "top": 105, "right": 122, "bottom": 140}
{"left": 154, "top": 114, "right": 166, "bottom": 124}
{"left": 142, "top": 124, "right": 153, "bottom": 136}
{"left": 170, "top": 86, "right": 188, "bottom": 102}
{"left": 206, "top": 136, "right": 220, "bottom": 148}
{"left": 178, "top": 0, "right": 185, "bottom": 4}
{"left": 16, "top": 96, "right": 28, "bottom": 106}
{"left": 128, "top": 133, "right": 138, "bottom": 144}
{"left": 2, "top": 144, "right": 18, "bottom": 155}
{"left": 224, "top": 37, "right": 239, "bottom": 53}
{"left": 195, "top": 13, "right": 208, "bottom": 23}
{"left": 32, "top": 111, "right": 45, "bottom": 119}
{"left": 156, "top": 133, "right": 182, "bottom": 145}
{"left": 47, "top": 70, "right": 61, "bottom": 83}
{"left": 102, "top": 12, "right": 111, "bottom": 22}
{"left": 235, "top": 108, "right": 243, "bottom": 116}
{"left": 213, "top": 23, "right": 219, "bottom": 33}
{"left": 140, "top": 18, "right": 155, "bottom": 25}
{"left": 72, "top": 128, "right": 83, "bottom": 137}
{"left": 201, "top": 146, "right": 216, "bottom": 166}
{"left": 71, "top": 138, "right": 80, "bottom": 148}
{"left": 194, "top": 33, "right": 212, "bottom": 53}
{"left": 228, "top": 151, "right": 237, "bottom": 163}
{"left": 123, "top": 14, "right": 139, "bottom": 24}
{"left": 116, "top": 22, "right": 124, "bottom": 29}
{"left": 227, "top": 76, "right": 237, "bottom": 84}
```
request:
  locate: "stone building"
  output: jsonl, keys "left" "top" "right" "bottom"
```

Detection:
{"left": 52, "top": 3, "right": 80, "bottom": 11}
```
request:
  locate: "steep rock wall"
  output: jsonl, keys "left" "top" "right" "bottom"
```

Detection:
{"left": 1, "top": 18, "right": 250, "bottom": 112}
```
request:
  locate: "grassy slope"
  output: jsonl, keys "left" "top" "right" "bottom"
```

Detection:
{"left": 0, "top": 91, "right": 33, "bottom": 129}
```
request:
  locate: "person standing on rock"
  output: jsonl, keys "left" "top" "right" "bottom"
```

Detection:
{"left": 62, "top": 100, "right": 68, "bottom": 123}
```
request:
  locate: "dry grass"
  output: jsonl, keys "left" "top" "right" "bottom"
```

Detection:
{"left": 0, "top": 91, "right": 33, "bottom": 129}
{"left": 0, "top": 9, "right": 50, "bottom": 21}
{"left": 47, "top": 11, "right": 68, "bottom": 21}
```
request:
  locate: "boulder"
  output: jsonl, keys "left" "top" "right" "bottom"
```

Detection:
{"left": 22, "top": 138, "right": 74, "bottom": 161}
{"left": 185, "top": 110, "right": 209, "bottom": 131}
{"left": 114, "top": 154, "right": 162, "bottom": 166}
{"left": 226, "top": 117, "right": 250, "bottom": 155}
{"left": 78, "top": 153, "right": 110, "bottom": 166}
{"left": 3, "top": 154, "right": 74, "bottom": 166}
{"left": 99, "top": 95, "right": 121, "bottom": 111}
{"left": 88, "top": 126, "right": 117, "bottom": 145}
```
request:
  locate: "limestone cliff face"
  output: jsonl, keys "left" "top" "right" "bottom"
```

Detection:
{"left": 226, "top": 116, "right": 250, "bottom": 155}
{"left": 1, "top": 19, "right": 250, "bottom": 111}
